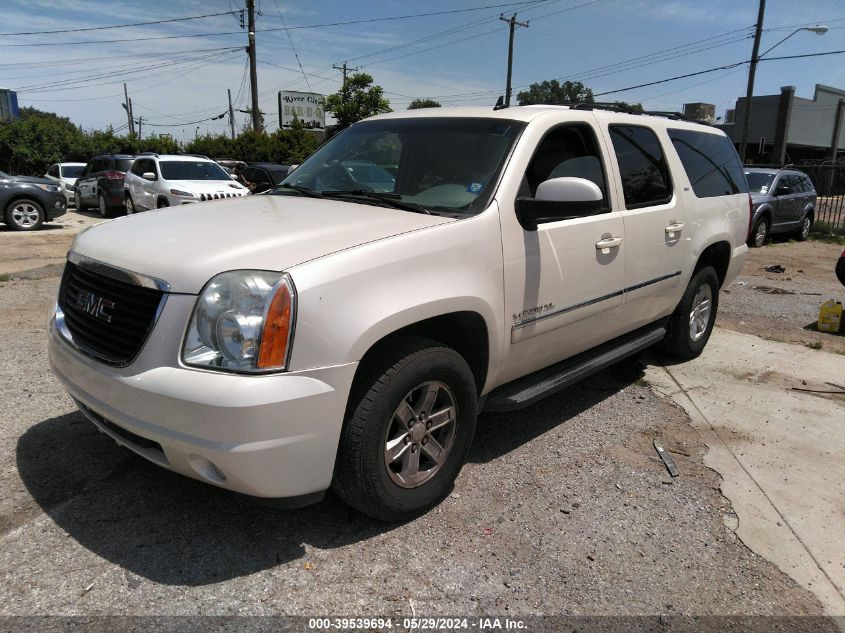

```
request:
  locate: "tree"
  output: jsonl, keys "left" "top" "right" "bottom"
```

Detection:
{"left": 408, "top": 99, "right": 441, "bottom": 110}
{"left": 614, "top": 101, "right": 644, "bottom": 113}
{"left": 516, "top": 80, "right": 594, "bottom": 106}
{"left": 323, "top": 72, "right": 391, "bottom": 131}
{"left": 0, "top": 107, "right": 88, "bottom": 175}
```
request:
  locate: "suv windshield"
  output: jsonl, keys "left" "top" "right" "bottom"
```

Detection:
{"left": 744, "top": 171, "right": 776, "bottom": 194}
{"left": 160, "top": 161, "right": 230, "bottom": 181}
{"left": 277, "top": 117, "right": 526, "bottom": 215}
{"left": 62, "top": 165, "right": 84, "bottom": 178}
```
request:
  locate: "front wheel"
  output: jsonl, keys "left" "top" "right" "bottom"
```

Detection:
{"left": 659, "top": 266, "right": 720, "bottom": 360}
{"left": 332, "top": 337, "right": 477, "bottom": 522}
{"left": 5, "top": 199, "right": 44, "bottom": 231}
{"left": 125, "top": 194, "right": 138, "bottom": 215}
{"left": 795, "top": 213, "right": 812, "bottom": 241}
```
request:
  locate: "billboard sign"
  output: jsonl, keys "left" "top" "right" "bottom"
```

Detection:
{"left": 279, "top": 91, "right": 324, "bottom": 129}
{"left": 0, "top": 88, "right": 20, "bottom": 123}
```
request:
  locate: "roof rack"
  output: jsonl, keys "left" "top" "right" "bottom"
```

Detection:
{"left": 138, "top": 151, "right": 159, "bottom": 157}
{"left": 532, "top": 102, "right": 708, "bottom": 124}
{"left": 183, "top": 153, "right": 211, "bottom": 160}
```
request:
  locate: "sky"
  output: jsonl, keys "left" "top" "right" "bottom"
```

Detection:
{"left": 2, "top": 0, "right": 844, "bottom": 143}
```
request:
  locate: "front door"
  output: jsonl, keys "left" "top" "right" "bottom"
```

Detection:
{"left": 499, "top": 118, "right": 626, "bottom": 384}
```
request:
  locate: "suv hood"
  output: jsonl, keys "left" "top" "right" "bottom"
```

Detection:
{"left": 70, "top": 194, "right": 453, "bottom": 293}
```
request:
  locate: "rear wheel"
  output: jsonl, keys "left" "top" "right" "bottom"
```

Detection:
{"left": 98, "top": 193, "right": 113, "bottom": 219}
{"left": 332, "top": 337, "right": 477, "bottom": 522}
{"left": 659, "top": 266, "right": 720, "bottom": 360}
{"left": 795, "top": 213, "right": 812, "bottom": 241}
{"left": 5, "top": 199, "right": 44, "bottom": 231}
{"left": 748, "top": 217, "right": 769, "bottom": 247}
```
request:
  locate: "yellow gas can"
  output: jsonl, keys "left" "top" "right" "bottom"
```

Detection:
{"left": 818, "top": 299, "right": 843, "bottom": 333}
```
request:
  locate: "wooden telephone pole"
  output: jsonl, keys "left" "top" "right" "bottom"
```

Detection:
{"left": 500, "top": 13, "right": 528, "bottom": 107}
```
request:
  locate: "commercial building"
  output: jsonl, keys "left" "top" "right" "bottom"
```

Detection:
{"left": 717, "top": 84, "right": 845, "bottom": 164}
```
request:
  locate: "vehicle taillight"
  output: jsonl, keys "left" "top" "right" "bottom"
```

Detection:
{"left": 103, "top": 171, "right": 125, "bottom": 180}
{"left": 747, "top": 194, "right": 753, "bottom": 241}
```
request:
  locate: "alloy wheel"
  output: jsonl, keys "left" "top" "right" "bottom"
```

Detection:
{"left": 689, "top": 284, "right": 713, "bottom": 342}
{"left": 754, "top": 221, "right": 768, "bottom": 247}
{"left": 383, "top": 381, "right": 457, "bottom": 489}
{"left": 10, "top": 202, "right": 41, "bottom": 229}
{"left": 801, "top": 216, "right": 811, "bottom": 240}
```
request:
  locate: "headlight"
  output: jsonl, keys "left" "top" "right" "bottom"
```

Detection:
{"left": 35, "top": 184, "right": 61, "bottom": 193}
{"left": 182, "top": 270, "right": 295, "bottom": 373}
{"left": 170, "top": 189, "right": 195, "bottom": 197}
{"left": 64, "top": 183, "right": 74, "bottom": 191}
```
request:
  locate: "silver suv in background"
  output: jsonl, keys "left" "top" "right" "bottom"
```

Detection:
{"left": 124, "top": 154, "right": 248, "bottom": 212}
{"left": 745, "top": 167, "right": 816, "bottom": 246}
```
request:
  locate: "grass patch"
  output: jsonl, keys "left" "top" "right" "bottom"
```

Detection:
{"left": 0, "top": 273, "right": 12, "bottom": 282}
{"left": 809, "top": 221, "right": 845, "bottom": 244}
{"left": 806, "top": 340, "right": 824, "bottom": 350}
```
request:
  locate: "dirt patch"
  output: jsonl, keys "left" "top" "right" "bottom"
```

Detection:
{"left": 718, "top": 239, "right": 845, "bottom": 354}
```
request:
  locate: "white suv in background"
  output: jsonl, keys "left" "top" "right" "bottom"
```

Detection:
{"left": 123, "top": 154, "right": 248, "bottom": 212}
{"left": 44, "top": 162, "right": 86, "bottom": 207}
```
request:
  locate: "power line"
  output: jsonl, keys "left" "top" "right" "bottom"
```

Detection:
{"left": 0, "top": 11, "right": 236, "bottom": 36}
{"left": 272, "top": 0, "right": 312, "bottom": 91}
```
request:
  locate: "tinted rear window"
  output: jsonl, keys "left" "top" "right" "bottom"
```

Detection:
{"left": 668, "top": 129, "right": 747, "bottom": 197}
{"left": 116, "top": 158, "right": 135, "bottom": 172}
{"left": 62, "top": 165, "right": 84, "bottom": 178}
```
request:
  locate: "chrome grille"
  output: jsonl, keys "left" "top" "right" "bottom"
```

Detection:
{"left": 58, "top": 261, "right": 165, "bottom": 366}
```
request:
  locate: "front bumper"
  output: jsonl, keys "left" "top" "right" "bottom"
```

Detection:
{"left": 48, "top": 296, "right": 357, "bottom": 500}
{"left": 45, "top": 194, "right": 67, "bottom": 220}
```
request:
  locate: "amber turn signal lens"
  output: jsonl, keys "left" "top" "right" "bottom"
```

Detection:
{"left": 257, "top": 281, "right": 293, "bottom": 369}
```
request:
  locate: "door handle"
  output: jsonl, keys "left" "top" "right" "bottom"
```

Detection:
{"left": 665, "top": 222, "right": 685, "bottom": 234}
{"left": 595, "top": 236, "right": 623, "bottom": 249}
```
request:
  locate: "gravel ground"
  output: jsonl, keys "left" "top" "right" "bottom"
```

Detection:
{"left": 0, "top": 222, "right": 836, "bottom": 626}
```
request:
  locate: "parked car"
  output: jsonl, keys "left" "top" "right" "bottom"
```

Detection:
{"left": 744, "top": 167, "right": 816, "bottom": 247}
{"left": 75, "top": 154, "right": 135, "bottom": 218}
{"left": 239, "top": 163, "right": 291, "bottom": 193}
{"left": 214, "top": 158, "right": 246, "bottom": 176}
{"left": 49, "top": 105, "right": 750, "bottom": 521}
{"left": 124, "top": 154, "right": 249, "bottom": 212}
{"left": 44, "top": 162, "right": 86, "bottom": 207}
{"left": 0, "top": 170, "right": 67, "bottom": 231}
{"left": 837, "top": 249, "right": 845, "bottom": 287}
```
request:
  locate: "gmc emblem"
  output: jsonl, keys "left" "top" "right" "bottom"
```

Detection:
{"left": 76, "top": 290, "right": 116, "bottom": 323}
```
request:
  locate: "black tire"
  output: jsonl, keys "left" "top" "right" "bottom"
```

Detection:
{"left": 4, "top": 199, "right": 45, "bottom": 231}
{"left": 332, "top": 336, "right": 477, "bottom": 522}
{"left": 98, "top": 193, "right": 114, "bottom": 219}
{"left": 157, "top": 197, "right": 170, "bottom": 209}
{"left": 748, "top": 216, "right": 769, "bottom": 248}
{"left": 125, "top": 194, "right": 137, "bottom": 215}
{"left": 76, "top": 193, "right": 89, "bottom": 212}
{"left": 659, "top": 266, "right": 720, "bottom": 360}
{"left": 794, "top": 212, "right": 812, "bottom": 241}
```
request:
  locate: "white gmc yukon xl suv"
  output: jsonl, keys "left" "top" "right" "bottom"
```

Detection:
{"left": 49, "top": 105, "right": 750, "bottom": 521}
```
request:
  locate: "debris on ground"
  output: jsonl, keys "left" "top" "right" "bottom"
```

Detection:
{"left": 654, "top": 440, "right": 680, "bottom": 477}
{"left": 765, "top": 265, "right": 786, "bottom": 273}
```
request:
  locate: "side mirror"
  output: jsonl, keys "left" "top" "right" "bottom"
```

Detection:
{"left": 774, "top": 182, "right": 790, "bottom": 196}
{"left": 142, "top": 172, "right": 157, "bottom": 181}
{"left": 516, "top": 177, "right": 603, "bottom": 231}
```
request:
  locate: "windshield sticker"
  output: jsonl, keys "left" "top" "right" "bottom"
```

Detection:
{"left": 468, "top": 182, "right": 483, "bottom": 194}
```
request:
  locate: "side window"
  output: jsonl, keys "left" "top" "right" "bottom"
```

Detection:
{"left": 609, "top": 125, "right": 672, "bottom": 208}
{"left": 667, "top": 128, "right": 747, "bottom": 198}
{"left": 802, "top": 176, "right": 815, "bottom": 193}
{"left": 90, "top": 158, "right": 107, "bottom": 174}
{"left": 130, "top": 160, "right": 143, "bottom": 176}
{"left": 788, "top": 175, "right": 804, "bottom": 194}
{"left": 252, "top": 169, "right": 271, "bottom": 185}
{"left": 522, "top": 123, "right": 609, "bottom": 211}
{"left": 48, "top": 164, "right": 59, "bottom": 178}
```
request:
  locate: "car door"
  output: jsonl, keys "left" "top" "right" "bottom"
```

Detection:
{"left": 770, "top": 173, "right": 794, "bottom": 229}
{"left": 499, "top": 117, "right": 627, "bottom": 382}
{"left": 605, "top": 124, "right": 686, "bottom": 323}
{"left": 134, "top": 159, "right": 155, "bottom": 210}
{"left": 76, "top": 161, "right": 97, "bottom": 204}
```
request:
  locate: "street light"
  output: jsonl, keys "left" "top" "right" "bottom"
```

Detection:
{"left": 738, "top": 24, "right": 828, "bottom": 162}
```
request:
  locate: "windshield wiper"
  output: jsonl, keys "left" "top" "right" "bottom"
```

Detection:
{"left": 278, "top": 183, "right": 323, "bottom": 198}
{"left": 322, "top": 189, "right": 432, "bottom": 215}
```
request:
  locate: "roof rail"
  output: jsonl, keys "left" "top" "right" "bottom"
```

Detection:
{"left": 535, "top": 101, "right": 708, "bottom": 124}
{"left": 138, "top": 151, "right": 159, "bottom": 157}
{"left": 183, "top": 153, "right": 211, "bottom": 160}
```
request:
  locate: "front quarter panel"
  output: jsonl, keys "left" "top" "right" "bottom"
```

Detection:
{"left": 287, "top": 205, "right": 506, "bottom": 394}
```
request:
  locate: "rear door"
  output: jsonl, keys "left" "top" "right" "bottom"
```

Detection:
{"left": 77, "top": 160, "right": 101, "bottom": 204}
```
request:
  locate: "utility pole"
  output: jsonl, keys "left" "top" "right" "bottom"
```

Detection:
{"left": 246, "top": 0, "right": 261, "bottom": 131}
{"left": 122, "top": 83, "right": 135, "bottom": 136}
{"left": 136, "top": 116, "right": 143, "bottom": 141}
{"left": 739, "top": 0, "right": 766, "bottom": 162}
{"left": 278, "top": 91, "right": 283, "bottom": 130}
{"left": 499, "top": 13, "right": 528, "bottom": 107}
{"left": 227, "top": 88, "right": 236, "bottom": 139}
{"left": 332, "top": 62, "right": 359, "bottom": 86}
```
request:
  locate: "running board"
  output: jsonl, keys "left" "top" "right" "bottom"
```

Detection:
{"left": 483, "top": 324, "right": 666, "bottom": 412}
